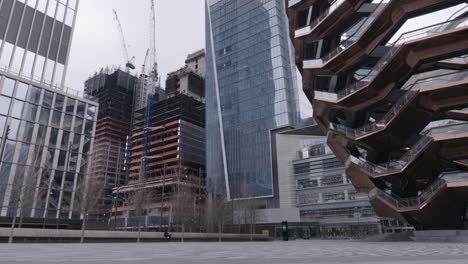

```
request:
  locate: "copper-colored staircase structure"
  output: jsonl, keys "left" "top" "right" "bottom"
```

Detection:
{"left": 286, "top": 0, "right": 468, "bottom": 229}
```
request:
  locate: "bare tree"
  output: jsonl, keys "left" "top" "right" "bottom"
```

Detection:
{"left": 75, "top": 152, "right": 104, "bottom": 243}
{"left": 8, "top": 133, "right": 46, "bottom": 243}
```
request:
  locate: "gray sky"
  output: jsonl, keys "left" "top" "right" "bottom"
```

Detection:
{"left": 66, "top": 0, "right": 205, "bottom": 91}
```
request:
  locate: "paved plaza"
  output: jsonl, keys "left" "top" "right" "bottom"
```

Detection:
{"left": 1, "top": 240, "right": 468, "bottom": 264}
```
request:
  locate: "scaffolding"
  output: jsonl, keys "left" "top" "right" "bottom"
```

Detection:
{"left": 111, "top": 94, "right": 207, "bottom": 232}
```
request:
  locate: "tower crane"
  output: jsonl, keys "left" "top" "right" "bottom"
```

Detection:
{"left": 147, "top": 0, "right": 160, "bottom": 88}
{"left": 113, "top": 9, "right": 136, "bottom": 70}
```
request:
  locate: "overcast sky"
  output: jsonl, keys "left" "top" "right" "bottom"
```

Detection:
{"left": 66, "top": 0, "right": 205, "bottom": 91}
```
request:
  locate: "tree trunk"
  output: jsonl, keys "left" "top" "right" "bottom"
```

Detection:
{"left": 8, "top": 211, "right": 17, "bottom": 244}
{"left": 80, "top": 214, "right": 87, "bottom": 244}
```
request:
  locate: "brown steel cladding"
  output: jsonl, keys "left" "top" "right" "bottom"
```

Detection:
{"left": 84, "top": 69, "right": 137, "bottom": 219}
{"left": 112, "top": 94, "right": 206, "bottom": 230}
{"left": 286, "top": 0, "right": 468, "bottom": 229}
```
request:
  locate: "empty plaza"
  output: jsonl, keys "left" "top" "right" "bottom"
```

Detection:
{"left": 1, "top": 240, "right": 468, "bottom": 264}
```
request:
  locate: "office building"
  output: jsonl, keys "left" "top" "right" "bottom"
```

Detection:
{"left": 287, "top": 0, "right": 468, "bottom": 229}
{"left": 185, "top": 49, "right": 206, "bottom": 78}
{"left": 84, "top": 68, "right": 136, "bottom": 220}
{"left": 206, "top": 0, "right": 310, "bottom": 202}
{"left": 0, "top": 0, "right": 99, "bottom": 227}
{"left": 111, "top": 94, "right": 206, "bottom": 231}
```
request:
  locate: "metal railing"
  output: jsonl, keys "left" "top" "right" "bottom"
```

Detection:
{"left": 0, "top": 63, "right": 96, "bottom": 101}
{"left": 295, "top": 0, "right": 347, "bottom": 37}
{"left": 315, "top": 17, "right": 468, "bottom": 100}
{"left": 369, "top": 172, "right": 468, "bottom": 208}
{"left": 304, "top": 0, "right": 390, "bottom": 68}
{"left": 351, "top": 123, "right": 468, "bottom": 175}
{"left": 330, "top": 70, "right": 468, "bottom": 137}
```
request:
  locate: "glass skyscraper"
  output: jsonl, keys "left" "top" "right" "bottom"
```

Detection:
{"left": 206, "top": 0, "right": 309, "bottom": 199}
{"left": 0, "top": 0, "right": 98, "bottom": 224}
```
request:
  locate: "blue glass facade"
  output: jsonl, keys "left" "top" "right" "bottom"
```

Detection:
{"left": 206, "top": 0, "right": 307, "bottom": 199}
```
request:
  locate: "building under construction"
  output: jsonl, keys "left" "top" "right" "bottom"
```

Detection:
{"left": 111, "top": 94, "right": 206, "bottom": 231}
{"left": 84, "top": 68, "right": 137, "bottom": 220}
{"left": 286, "top": 0, "right": 468, "bottom": 229}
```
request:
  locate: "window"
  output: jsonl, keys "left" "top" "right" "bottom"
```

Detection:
{"left": 8, "top": 118, "right": 21, "bottom": 140}
{"left": 51, "top": 110, "right": 62, "bottom": 127}
{"left": 39, "top": 107, "right": 51, "bottom": 125}
{"left": 23, "top": 103, "right": 38, "bottom": 122}
{"left": 76, "top": 101, "right": 85, "bottom": 117}
{"left": 63, "top": 114, "right": 73, "bottom": 131}
{"left": 54, "top": 94, "right": 65, "bottom": 110}
{"left": 14, "top": 82, "right": 28, "bottom": 101}
{"left": 66, "top": 98, "right": 75, "bottom": 114}
{"left": 21, "top": 121, "right": 34, "bottom": 143}
{"left": 0, "top": 96, "right": 11, "bottom": 115}
{"left": 86, "top": 105, "right": 96, "bottom": 120}
{"left": 43, "top": 91, "right": 54, "bottom": 108}
{"left": 74, "top": 117, "right": 83, "bottom": 134}
{"left": 1, "top": 78, "right": 15, "bottom": 96}
{"left": 49, "top": 128, "right": 59, "bottom": 148}
{"left": 11, "top": 99, "right": 24, "bottom": 118}
{"left": 29, "top": 86, "right": 42, "bottom": 104}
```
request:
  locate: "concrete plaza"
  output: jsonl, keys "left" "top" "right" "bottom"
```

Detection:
{"left": 0, "top": 240, "right": 467, "bottom": 264}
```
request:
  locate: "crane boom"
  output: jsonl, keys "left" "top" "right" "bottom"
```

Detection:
{"left": 113, "top": 9, "right": 135, "bottom": 70}
{"left": 149, "top": 0, "right": 158, "bottom": 81}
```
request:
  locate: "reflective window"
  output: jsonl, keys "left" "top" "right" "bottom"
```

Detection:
{"left": 0, "top": 163, "right": 12, "bottom": 182}
{"left": 11, "top": 47, "right": 25, "bottom": 72}
{"left": 37, "top": 0, "right": 47, "bottom": 12}
{"left": 24, "top": 103, "right": 38, "bottom": 122}
{"left": 36, "top": 125, "right": 48, "bottom": 145}
{"left": 0, "top": 116, "right": 6, "bottom": 135}
{"left": 39, "top": 107, "right": 51, "bottom": 125}
{"left": 54, "top": 63, "right": 64, "bottom": 87}
{"left": 76, "top": 101, "right": 85, "bottom": 117}
{"left": 21, "top": 121, "right": 34, "bottom": 143}
{"left": 74, "top": 117, "right": 83, "bottom": 134}
{"left": 65, "top": 7, "right": 75, "bottom": 26}
{"left": 3, "top": 140, "right": 16, "bottom": 162}
{"left": 29, "top": 86, "right": 42, "bottom": 104}
{"left": 66, "top": 98, "right": 75, "bottom": 114}
{"left": 42, "top": 91, "right": 53, "bottom": 108}
{"left": 86, "top": 105, "right": 96, "bottom": 120}
{"left": 33, "top": 55, "right": 45, "bottom": 82}
{"left": 84, "top": 119, "right": 93, "bottom": 137}
{"left": 0, "top": 43, "right": 14, "bottom": 68}
{"left": 15, "top": 82, "right": 29, "bottom": 101}
{"left": 54, "top": 94, "right": 65, "bottom": 110}
{"left": 82, "top": 137, "right": 91, "bottom": 154}
{"left": 8, "top": 119, "right": 20, "bottom": 140}
{"left": 22, "top": 51, "right": 35, "bottom": 78}
{"left": 51, "top": 110, "right": 62, "bottom": 127}
{"left": 0, "top": 96, "right": 11, "bottom": 115}
{"left": 11, "top": 99, "right": 25, "bottom": 118}
{"left": 63, "top": 114, "right": 73, "bottom": 131}
{"left": 61, "top": 131, "right": 70, "bottom": 149}
{"left": 56, "top": 1, "right": 66, "bottom": 22}
{"left": 44, "top": 59, "right": 55, "bottom": 84}
{"left": 47, "top": 0, "right": 58, "bottom": 17}
{"left": 72, "top": 133, "right": 81, "bottom": 151}
{"left": 45, "top": 148, "right": 56, "bottom": 167}
{"left": 1, "top": 77, "right": 15, "bottom": 96}
{"left": 18, "top": 143, "right": 30, "bottom": 165}
{"left": 49, "top": 128, "right": 59, "bottom": 148}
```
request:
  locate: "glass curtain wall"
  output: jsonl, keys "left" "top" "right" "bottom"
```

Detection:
{"left": 206, "top": 0, "right": 305, "bottom": 199}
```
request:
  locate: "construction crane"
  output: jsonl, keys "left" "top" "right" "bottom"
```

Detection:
{"left": 113, "top": 9, "right": 136, "bottom": 70}
{"left": 147, "top": 0, "right": 160, "bottom": 89}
